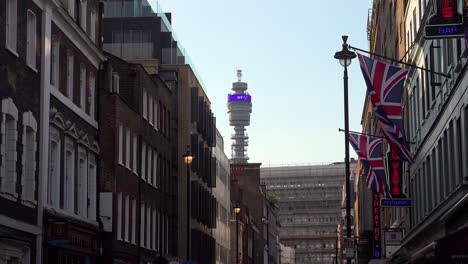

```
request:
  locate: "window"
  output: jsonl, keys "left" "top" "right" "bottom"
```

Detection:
{"left": 118, "top": 125, "right": 123, "bottom": 165}
{"left": 130, "top": 134, "right": 137, "bottom": 173}
{"left": 165, "top": 215, "right": 169, "bottom": 253}
{"left": 124, "top": 194, "right": 129, "bottom": 242}
{"left": 117, "top": 192, "right": 122, "bottom": 240}
{"left": 1, "top": 99, "right": 18, "bottom": 198}
{"left": 447, "top": 39, "right": 454, "bottom": 67}
{"left": 152, "top": 209, "right": 156, "bottom": 249}
{"left": 51, "top": 39, "right": 60, "bottom": 87}
{"left": 80, "top": 0, "right": 87, "bottom": 32}
{"left": 143, "top": 90, "right": 147, "bottom": 119}
{"left": 140, "top": 201, "right": 145, "bottom": 246}
{"left": 64, "top": 138, "right": 75, "bottom": 212}
{"left": 21, "top": 113, "right": 37, "bottom": 205}
{"left": 27, "top": 10, "right": 37, "bottom": 69}
{"left": 88, "top": 154, "right": 97, "bottom": 219}
{"left": 126, "top": 128, "right": 131, "bottom": 168}
{"left": 68, "top": 0, "right": 76, "bottom": 20}
{"left": 153, "top": 100, "right": 157, "bottom": 129}
{"left": 80, "top": 64, "right": 87, "bottom": 110}
{"left": 48, "top": 127, "right": 61, "bottom": 207}
{"left": 148, "top": 95, "right": 153, "bottom": 126}
{"left": 5, "top": 0, "right": 17, "bottom": 53}
{"left": 147, "top": 147, "right": 152, "bottom": 184}
{"left": 155, "top": 101, "right": 159, "bottom": 130}
{"left": 153, "top": 151, "right": 157, "bottom": 187}
{"left": 112, "top": 72, "right": 120, "bottom": 93}
{"left": 146, "top": 205, "right": 151, "bottom": 248}
{"left": 67, "top": 50, "right": 74, "bottom": 100}
{"left": 141, "top": 141, "right": 146, "bottom": 181}
{"left": 78, "top": 149, "right": 87, "bottom": 217}
{"left": 0, "top": 242, "right": 31, "bottom": 264}
{"left": 89, "top": 72, "right": 95, "bottom": 118}
{"left": 131, "top": 198, "right": 136, "bottom": 244}
{"left": 90, "top": 10, "right": 96, "bottom": 42}
{"left": 157, "top": 211, "right": 160, "bottom": 251}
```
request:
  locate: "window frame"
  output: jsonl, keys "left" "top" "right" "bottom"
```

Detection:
{"left": 26, "top": 9, "right": 37, "bottom": 70}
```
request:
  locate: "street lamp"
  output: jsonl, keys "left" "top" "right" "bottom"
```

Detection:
{"left": 233, "top": 204, "right": 241, "bottom": 264}
{"left": 334, "top": 35, "right": 356, "bottom": 264}
{"left": 183, "top": 146, "right": 194, "bottom": 261}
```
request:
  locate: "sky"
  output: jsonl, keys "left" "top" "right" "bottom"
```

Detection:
{"left": 153, "top": 0, "right": 372, "bottom": 165}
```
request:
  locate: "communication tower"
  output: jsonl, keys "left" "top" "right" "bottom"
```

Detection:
{"left": 227, "top": 70, "right": 252, "bottom": 164}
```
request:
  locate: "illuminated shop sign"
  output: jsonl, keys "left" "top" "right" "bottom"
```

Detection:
{"left": 386, "top": 148, "right": 406, "bottom": 199}
{"left": 372, "top": 192, "right": 382, "bottom": 259}
{"left": 425, "top": 0, "right": 463, "bottom": 38}
{"left": 381, "top": 199, "right": 412, "bottom": 207}
{"left": 231, "top": 166, "right": 246, "bottom": 174}
{"left": 228, "top": 94, "right": 251, "bottom": 102}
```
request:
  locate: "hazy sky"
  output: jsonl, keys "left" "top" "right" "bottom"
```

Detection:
{"left": 154, "top": 0, "right": 371, "bottom": 165}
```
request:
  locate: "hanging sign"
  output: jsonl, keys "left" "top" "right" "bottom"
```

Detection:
{"left": 425, "top": 0, "right": 464, "bottom": 38}
{"left": 381, "top": 198, "right": 412, "bottom": 207}
{"left": 372, "top": 192, "right": 382, "bottom": 259}
{"left": 386, "top": 148, "right": 407, "bottom": 199}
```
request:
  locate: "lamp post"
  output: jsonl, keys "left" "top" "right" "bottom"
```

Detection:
{"left": 183, "top": 146, "right": 194, "bottom": 261}
{"left": 334, "top": 35, "right": 356, "bottom": 264}
{"left": 234, "top": 204, "right": 241, "bottom": 264}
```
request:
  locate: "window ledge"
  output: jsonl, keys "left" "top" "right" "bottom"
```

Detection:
{"left": 21, "top": 199, "right": 37, "bottom": 208}
{"left": 27, "top": 64, "right": 38, "bottom": 73}
{"left": 6, "top": 47, "right": 18, "bottom": 57}
{"left": 0, "top": 191, "right": 18, "bottom": 201}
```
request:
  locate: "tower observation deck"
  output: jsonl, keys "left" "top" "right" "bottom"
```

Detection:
{"left": 227, "top": 70, "right": 252, "bottom": 164}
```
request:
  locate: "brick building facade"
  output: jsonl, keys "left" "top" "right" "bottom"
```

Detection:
{"left": 0, "top": 0, "right": 43, "bottom": 262}
{"left": 98, "top": 53, "right": 178, "bottom": 263}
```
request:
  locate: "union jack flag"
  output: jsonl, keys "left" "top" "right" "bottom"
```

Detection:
{"left": 349, "top": 132, "right": 389, "bottom": 196}
{"left": 358, "top": 54, "right": 414, "bottom": 163}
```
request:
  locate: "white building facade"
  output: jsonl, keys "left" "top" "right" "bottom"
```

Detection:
{"left": 396, "top": 0, "right": 468, "bottom": 262}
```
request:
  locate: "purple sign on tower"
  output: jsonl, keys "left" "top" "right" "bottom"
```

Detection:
{"left": 228, "top": 94, "right": 251, "bottom": 102}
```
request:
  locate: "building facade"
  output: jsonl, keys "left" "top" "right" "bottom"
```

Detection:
{"left": 261, "top": 162, "right": 355, "bottom": 264}
{"left": 359, "top": 0, "right": 468, "bottom": 263}
{"left": 40, "top": 0, "right": 105, "bottom": 263}
{"left": 0, "top": 0, "right": 43, "bottom": 262}
{"left": 102, "top": 1, "right": 218, "bottom": 262}
{"left": 213, "top": 129, "right": 231, "bottom": 264}
{"left": 230, "top": 163, "right": 264, "bottom": 264}
{"left": 98, "top": 53, "right": 178, "bottom": 263}
{"left": 397, "top": 0, "right": 468, "bottom": 262}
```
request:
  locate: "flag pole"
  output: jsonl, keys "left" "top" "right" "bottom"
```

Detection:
{"left": 349, "top": 45, "right": 451, "bottom": 78}
{"left": 338, "top": 128, "right": 383, "bottom": 138}
{"left": 338, "top": 128, "right": 415, "bottom": 144}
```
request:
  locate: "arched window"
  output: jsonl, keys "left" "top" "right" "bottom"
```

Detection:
{"left": 1, "top": 98, "right": 18, "bottom": 199}
{"left": 21, "top": 112, "right": 37, "bottom": 206}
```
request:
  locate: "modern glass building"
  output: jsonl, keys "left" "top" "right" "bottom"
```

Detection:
{"left": 261, "top": 162, "right": 356, "bottom": 264}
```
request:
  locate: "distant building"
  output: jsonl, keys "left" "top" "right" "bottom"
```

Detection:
{"left": 261, "top": 162, "right": 356, "bottom": 264}
{"left": 280, "top": 244, "right": 296, "bottom": 264}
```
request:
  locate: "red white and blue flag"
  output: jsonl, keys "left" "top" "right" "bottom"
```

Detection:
{"left": 349, "top": 132, "right": 389, "bottom": 196}
{"left": 357, "top": 54, "right": 414, "bottom": 163}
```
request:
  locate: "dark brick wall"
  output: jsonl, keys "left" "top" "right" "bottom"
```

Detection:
{"left": 0, "top": 0, "right": 42, "bottom": 224}
{"left": 100, "top": 54, "right": 179, "bottom": 259}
